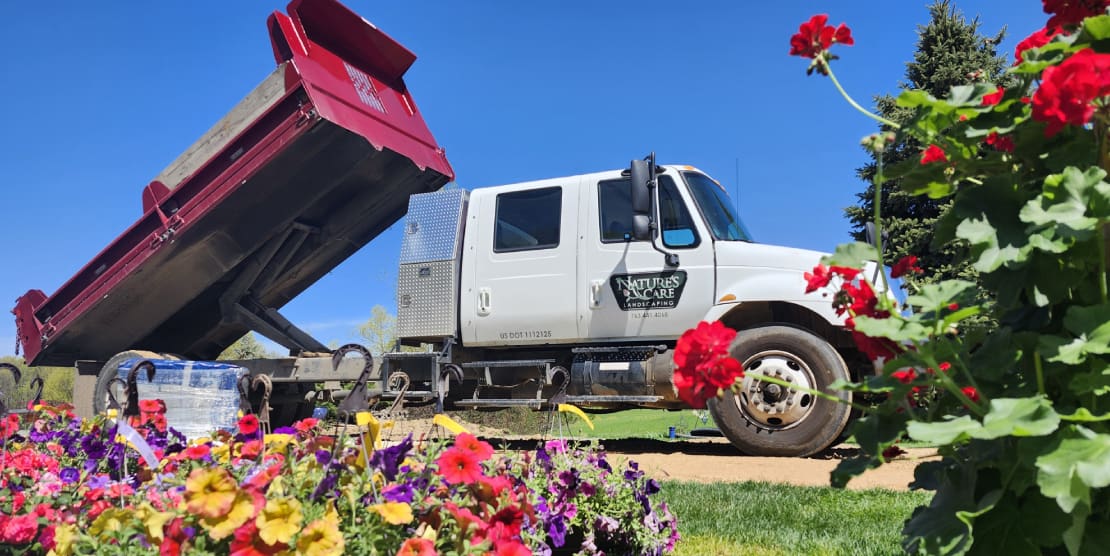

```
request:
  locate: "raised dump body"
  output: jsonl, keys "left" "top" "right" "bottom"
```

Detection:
{"left": 13, "top": 0, "right": 454, "bottom": 367}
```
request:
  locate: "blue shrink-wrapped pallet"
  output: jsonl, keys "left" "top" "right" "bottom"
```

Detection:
{"left": 114, "top": 359, "right": 246, "bottom": 439}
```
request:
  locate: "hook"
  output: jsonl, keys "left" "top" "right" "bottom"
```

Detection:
{"left": 251, "top": 374, "right": 274, "bottom": 435}
{"left": 238, "top": 374, "right": 255, "bottom": 415}
{"left": 0, "top": 362, "right": 23, "bottom": 419}
{"left": 123, "top": 360, "right": 157, "bottom": 417}
{"left": 333, "top": 344, "right": 377, "bottom": 416}
{"left": 105, "top": 377, "right": 128, "bottom": 412}
{"left": 29, "top": 377, "right": 44, "bottom": 406}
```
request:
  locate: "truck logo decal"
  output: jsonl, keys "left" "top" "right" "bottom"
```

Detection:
{"left": 609, "top": 271, "right": 687, "bottom": 311}
{"left": 344, "top": 62, "right": 386, "bottom": 114}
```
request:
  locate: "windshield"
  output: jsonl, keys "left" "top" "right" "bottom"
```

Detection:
{"left": 682, "top": 171, "right": 752, "bottom": 241}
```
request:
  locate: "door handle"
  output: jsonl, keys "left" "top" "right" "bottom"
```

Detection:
{"left": 477, "top": 287, "right": 491, "bottom": 316}
{"left": 590, "top": 280, "right": 604, "bottom": 308}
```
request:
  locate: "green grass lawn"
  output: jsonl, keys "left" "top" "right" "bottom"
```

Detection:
{"left": 558, "top": 408, "right": 714, "bottom": 439}
{"left": 664, "top": 481, "right": 929, "bottom": 556}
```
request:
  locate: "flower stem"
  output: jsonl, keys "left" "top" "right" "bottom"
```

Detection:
{"left": 1099, "top": 112, "right": 1109, "bottom": 304}
{"left": 822, "top": 61, "right": 900, "bottom": 129}
{"left": 874, "top": 153, "right": 890, "bottom": 292}
{"left": 1034, "top": 352, "right": 1046, "bottom": 397}
{"left": 738, "top": 373, "right": 869, "bottom": 412}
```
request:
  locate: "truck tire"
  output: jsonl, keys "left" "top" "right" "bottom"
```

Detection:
{"left": 707, "top": 325, "right": 851, "bottom": 457}
{"left": 92, "top": 350, "right": 178, "bottom": 415}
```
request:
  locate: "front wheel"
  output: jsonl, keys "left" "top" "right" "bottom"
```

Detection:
{"left": 708, "top": 325, "right": 851, "bottom": 457}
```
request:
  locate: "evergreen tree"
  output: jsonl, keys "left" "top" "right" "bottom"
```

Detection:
{"left": 845, "top": 1, "right": 1012, "bottom": 294}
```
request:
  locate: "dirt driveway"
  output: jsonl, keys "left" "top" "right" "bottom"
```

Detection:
{"left": 599, "top": 438, "right": 933, "bottom": 491}
{"left": 383, "top": 418, "right": 929, "bottom": 491}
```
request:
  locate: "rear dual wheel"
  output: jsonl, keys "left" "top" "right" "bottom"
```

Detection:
{"left": 708, "top": 325, "right": 851, "bottom": 457}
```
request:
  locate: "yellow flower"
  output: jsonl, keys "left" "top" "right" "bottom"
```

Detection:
{"left": 296, "top": 507, "right": 344, "bottom": 556}
{"left": 200, "top": 491, "right": 260, "bottom": 540}
{"left": 256, "top": 497, "right": 304, "bottom": 546}
{"left": 372, "top": 502, "right": 414, "bottom": 525}
{"left": 210, "top": 441, "right": 231, "bottom": 463}
{"left": 48, "top": 524, "right": 77, "bottom": 556}
{"left": 89, "top": 508, "right": 131, "bottom": 538}
{"left": 135, "top": 503, "right": 174, "bottom": 542}
{"left": 184, "top": 467, "right": 239, "bottom": 518}
{"left": 264, "top": 433, "right": 295, "bottom": 453}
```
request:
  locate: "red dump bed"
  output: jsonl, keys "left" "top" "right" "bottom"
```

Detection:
{"left": 13, "top": 0, "right": 454, "bottom": 367}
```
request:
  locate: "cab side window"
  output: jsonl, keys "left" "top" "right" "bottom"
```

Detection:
{"left": 597, "top": 176, "right": 699, "bottom": 248}
{"left": 494, "top": 187, "right": 561, "bottom": 252}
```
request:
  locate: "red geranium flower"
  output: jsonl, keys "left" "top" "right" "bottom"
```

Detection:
{"left": 1014, "top": 27, "right": 1061, "bottom": 64}
{"left": 962, "top": 386, "right": 981, "bottom": 403}
{"left": 982, "top": 87, "right": 1005, "bottom": 106}
{"left": 890, "top": 255, "right": 923, "bottom": 279}
{"left": 238, "top": 414, "right": 260, "bottom": 436}
{"left": 437, "top": 447, "right": 483, "bottom": 484}
{"left": 882, "top": 445, "right": 907, "bottom": 460}
{"left": 455, "top": 432, "right": 495, "bottom": 462}
{"left": 1043, "top": 0, "right": 1108, "bottom": 30}
{"left": 789, "top": 14, "right": 854, "bottom": 75}
{"left": 804, "top": 264, "right": 832, "bottom": 293}
{"left": 138, "top": 399, "right": 166, "bottom": 414}
{"left": 891, "top": 369, "right": 917, "bottom": 384}
{"left": 673, "top": 321, "right": 744, "bottom": 409}
{"left": 984, "top": 132, "right": 1015, "bottom": 153}
{"left": 1032, "top": 48, "right": 1110, "bottom": 136}
{"left": 920, "top": 145, "right": 948, "bottom": 165}
{"left": 397, "top": 538, "right": 437, "bottom": 556}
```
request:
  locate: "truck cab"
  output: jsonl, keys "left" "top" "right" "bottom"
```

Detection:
{"left": 393, "top": 157, "right": 864, "bottom": 457}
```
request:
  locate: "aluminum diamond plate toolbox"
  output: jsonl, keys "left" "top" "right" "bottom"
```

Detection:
{"left": 397, "top": 189, "right": 468, "bottom": 339}
{"left": 399, "top": 188, "right": 468, "bottom": 264}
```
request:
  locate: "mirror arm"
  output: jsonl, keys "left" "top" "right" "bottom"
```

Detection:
{"left": 646, "top": 178, "right": 680, "bottom": 267}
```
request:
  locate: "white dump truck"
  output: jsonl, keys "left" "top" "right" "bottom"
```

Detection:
{"left": 385, "top": 154, "right": 866, "bottom": 457}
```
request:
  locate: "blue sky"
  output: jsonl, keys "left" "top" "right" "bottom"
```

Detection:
{"left": 0, "top": 1, "right": 1047, "bottom": 359}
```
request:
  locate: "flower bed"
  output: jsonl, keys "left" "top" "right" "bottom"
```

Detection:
{"left": 0, "top": 403, "right": 677, "bottom": 555}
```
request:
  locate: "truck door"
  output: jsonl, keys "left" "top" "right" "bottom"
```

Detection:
{"left": 461, "top": 180, "right": 580, "bottom": 346}
{"left": 578, "top": 171, "right": 715, "bottom": 341}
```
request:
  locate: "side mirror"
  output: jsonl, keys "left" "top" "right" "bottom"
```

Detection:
{"left": 630, "top": 158, "right": 654, "bottom": 241}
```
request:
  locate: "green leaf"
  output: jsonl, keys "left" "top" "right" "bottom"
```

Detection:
{"left": 1020, "top": 167, "right": 1106, "bottom": 237}
{"left": 903, "top": 460, "right": 978, "bottom": 555}
{"left": 977, "top": 397, "right": 1060, "bottom": 439}
{"left": 948, "top": 83, "right": 999, "bottom": 107}
{"left": 852, "top": 314, "right": 930, "bottom": 342}
{"left": 1059, "top": 408, "right": 1110, "bottom": 422}
{"left": 1035, "top": 433, "right": 1110, "bottom": 513}
{"left": 821, "top": 241, "right": 878, "bottom": 268}
{"left": 1079, "top": 14, "right": 1110, "bottom": 41}
{"left": 908, "top": 416, "right": 982, "bottom": 444}
{"left": 1018, "top": 492, "right": 1074, "bottom": 549}
{"left": 1042, "top": 304, "right": 1110, "bottom": 364}
{"left": 956, "top": 217, "right": 1028, "bottom": 273}
{"left": 906, "top": 280, "right": 976, "bottom": 309}
{"left": 830, "top": 455, "right": 880, "bottom": 489}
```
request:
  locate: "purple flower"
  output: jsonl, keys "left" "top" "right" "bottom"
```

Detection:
{"left": 580, "top": 481, "right": 596, "bottom": 497}
{"left": 558, "top": 469, "right": 580, "bottom": 492}
{"left": 369, "top": 434, "right": 412, "bottom": 481}
{"left": 59, "top": 467, "right": 80, "bottom": 484}
{"left": 547, "top": 515, "right": 567, "bottom": 547}
{"left": 545, "top": 439, "right": 567, "bottom": 454}
{"left": 382, "top": 482, "right": 414, "bottom": 503}
{"left": 315, "top": 449, "right": 331, "bottom": 466}
{"left": 273, "top": 426, "right": 296, "bottom": 435}
{"left": 87, "top": 474, "right": 111, "bottom": 489}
